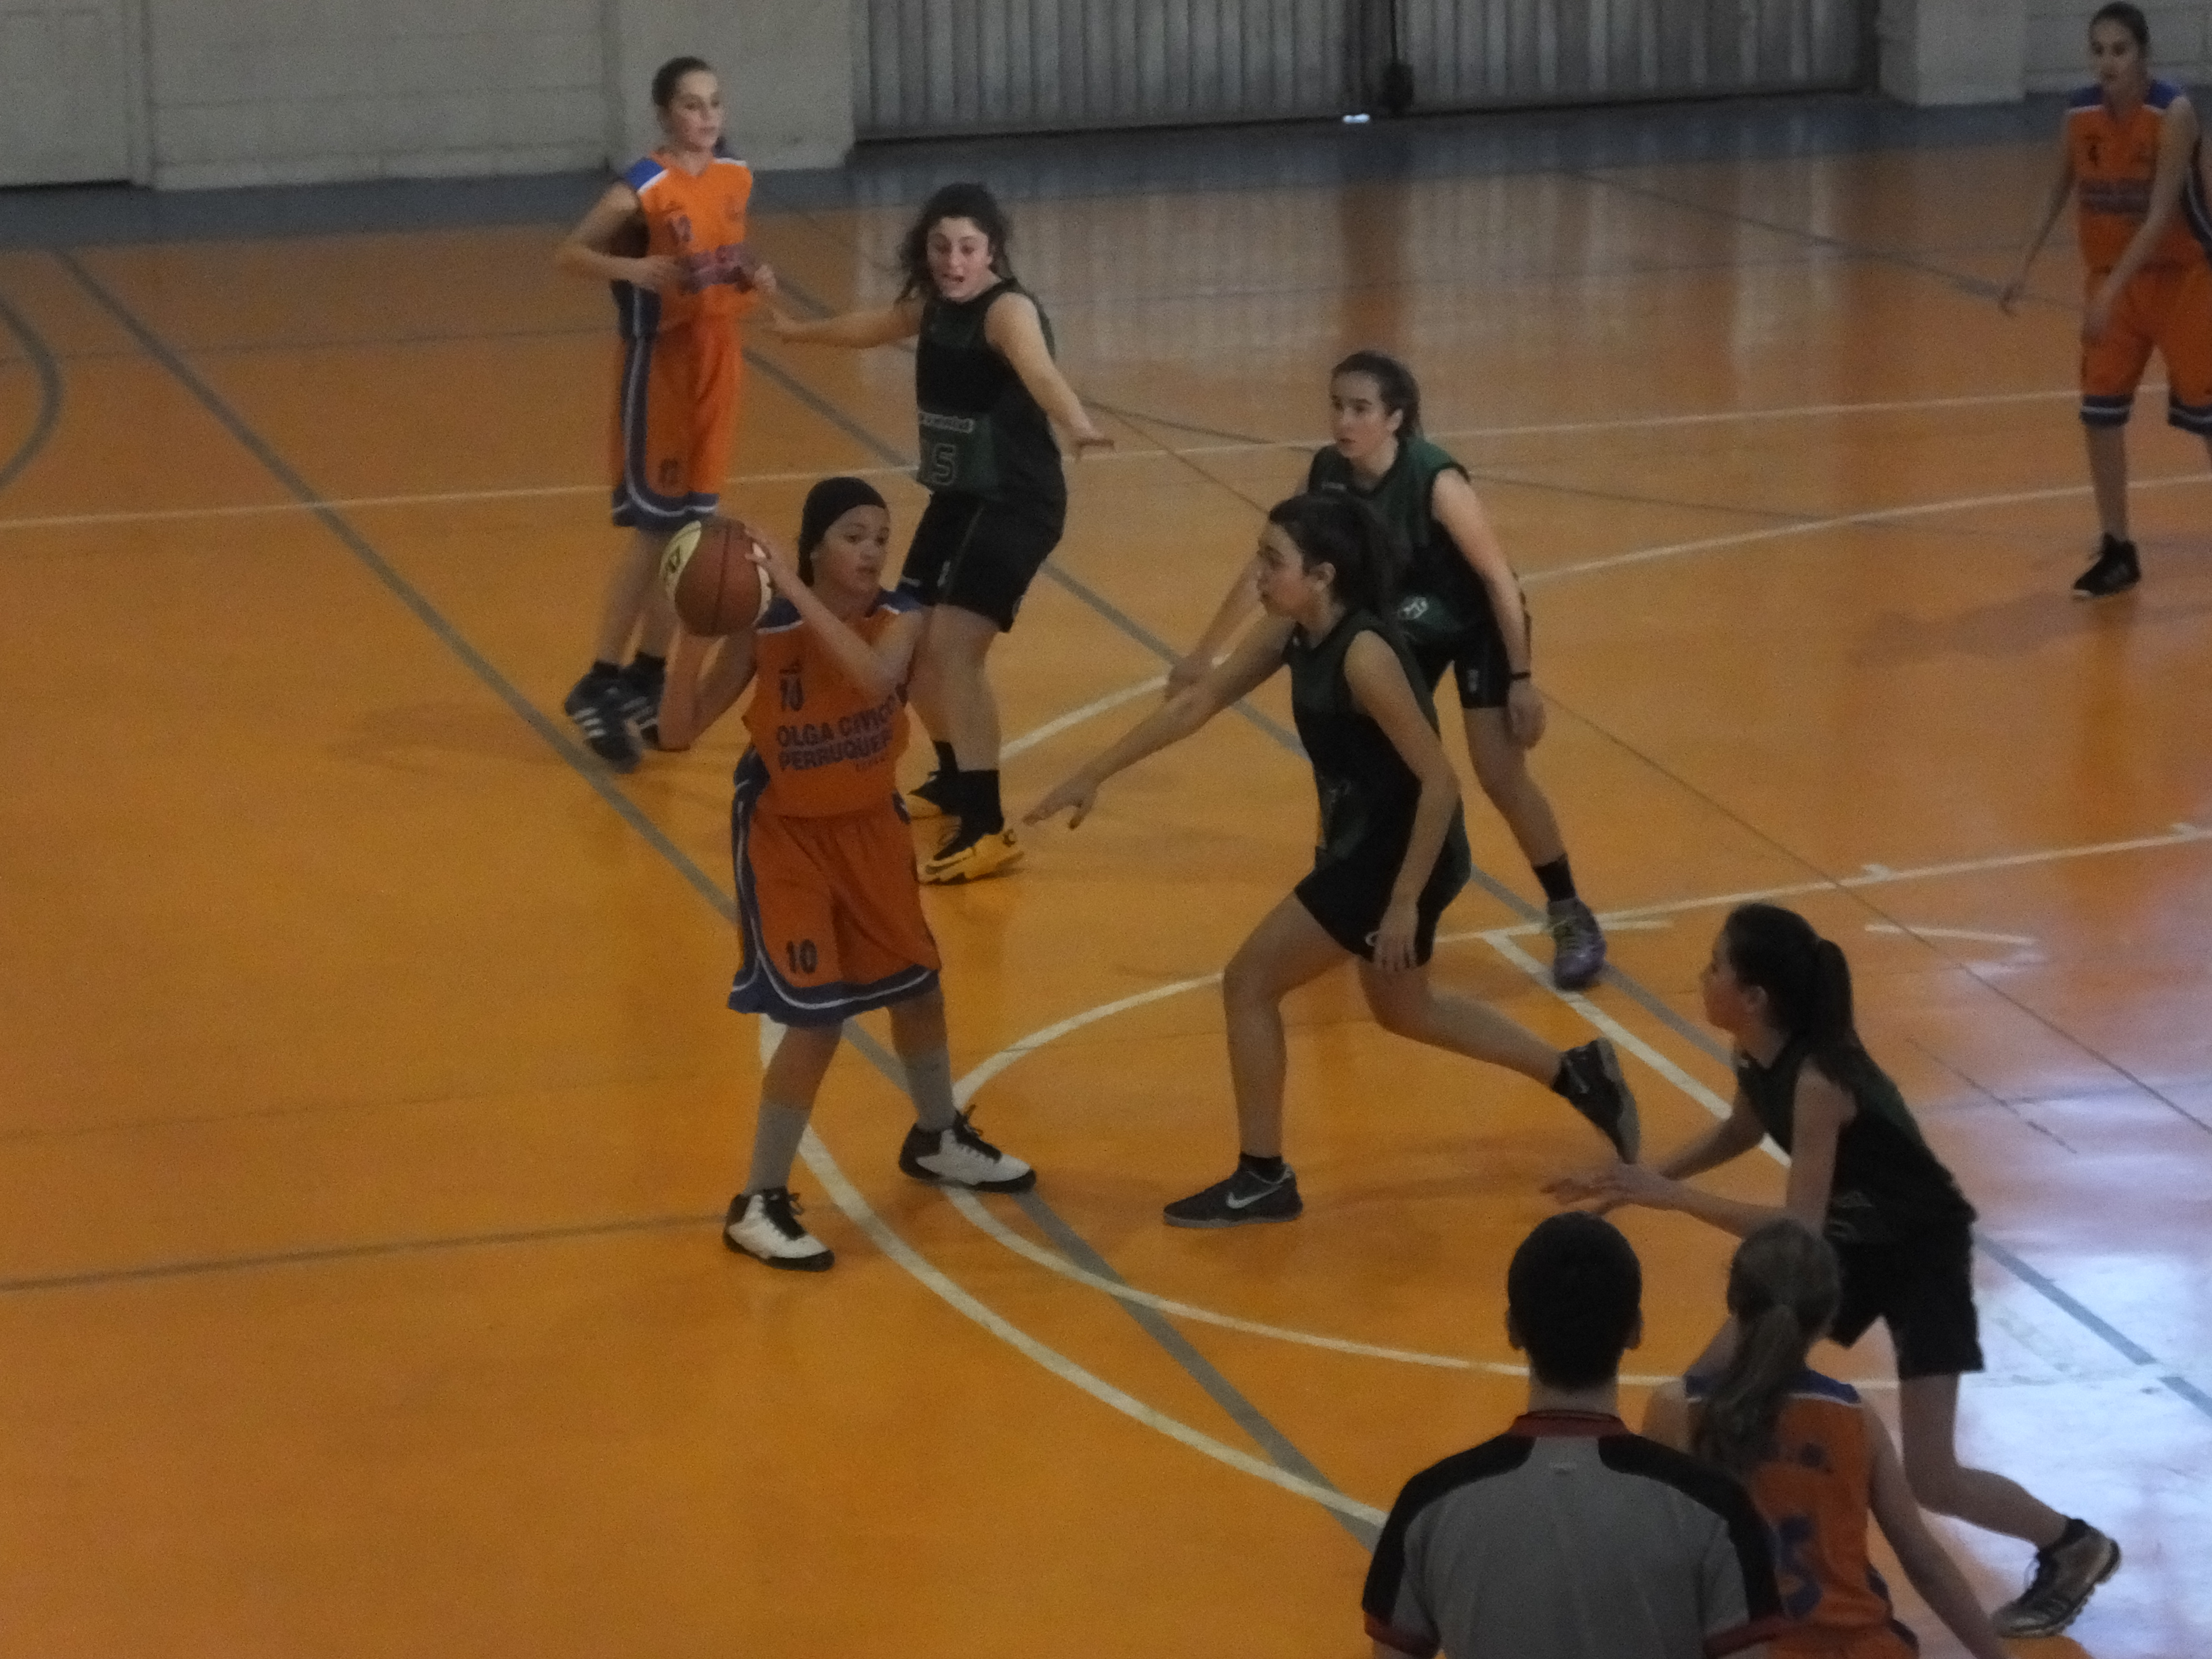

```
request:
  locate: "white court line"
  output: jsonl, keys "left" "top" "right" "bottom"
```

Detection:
{"left": 1001, "top": 676, "right": 1168, "bottom": 760}
{"left": 0, "top": 384, "right": 2112, "bottom": 539}
{"left": 1588, "top": 822, "right": 2210, "bottom": 927}
{"left": 1523, "top": 470, "right": 2212, "bottom": 586}
{"left": 1865, "top": 924, "right": 2039, "bottom": 948}
{"left": 754, "top": 1019, "right": 1387, "bottom": 1524}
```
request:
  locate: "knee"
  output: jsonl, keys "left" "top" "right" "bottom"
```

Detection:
{"left": 1903, "top": 1452, "right": 1964, "bottom": 1515}
{"left": 1366, "top": 985, "right": 1429, "bottom": 1040}
{"left": 1221, "top": 951, "right": 1279, "bottom": 1015}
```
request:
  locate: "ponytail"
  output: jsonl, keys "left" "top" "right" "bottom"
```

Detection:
{"left": 1692, "top": 1220, "right": 1841, "bottom": 1479}
{"left": 1721, "top": 903, "right": 1875, "bottom": 1091}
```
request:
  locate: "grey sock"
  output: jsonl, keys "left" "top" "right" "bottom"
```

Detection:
{"left": 745, "top": 1099, "right": 813, "bottom": 1193}
{"left": 903, "top": 1045, "right": 958, "bottom": 1133}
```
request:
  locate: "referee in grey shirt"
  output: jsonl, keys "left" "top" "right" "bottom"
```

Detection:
{"left": 1364, "top": 1214, "right": 1786, "bottom": 1659}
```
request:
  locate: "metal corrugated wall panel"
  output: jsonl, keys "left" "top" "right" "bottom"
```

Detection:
{"left": 856, "top": 0, "right": 1865, "bottom": 139}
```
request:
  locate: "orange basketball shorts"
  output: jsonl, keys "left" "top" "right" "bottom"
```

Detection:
{"left": 2079, "top": 260, "right": 2212, "bottom": 433}
{"left": 728, "top": 759, "right": 941, "bottom": 1027}
{"left": 609, "top": 319, "right": 741, "bottom": 531}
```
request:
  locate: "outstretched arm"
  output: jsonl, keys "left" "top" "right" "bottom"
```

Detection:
{"left": 1167, "top": 554, "right": 1264, "bottom": 695}
{"left": 985, "top": 292, "right": 1113, "bottom": 455}
{"left": 2000, "top": 117, "right": 2076, "bottom": 313}
{"left": 766, "top": 295, "right": 924, "bottom": 348}
{"left": 1027, "top": 615, "right": 1292, "bottom": 827}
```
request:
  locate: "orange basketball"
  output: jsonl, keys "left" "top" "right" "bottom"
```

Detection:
{"left": 661, "top": 517, "right": 767, "bottom": 636}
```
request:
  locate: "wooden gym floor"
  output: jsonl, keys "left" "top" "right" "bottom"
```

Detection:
{"left": 1, "top": 96, "right": 2207, "bottom": 1657}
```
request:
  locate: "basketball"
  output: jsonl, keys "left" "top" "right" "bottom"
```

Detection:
{"left": 661, "top": 517, "right": 768, "bottom": 636}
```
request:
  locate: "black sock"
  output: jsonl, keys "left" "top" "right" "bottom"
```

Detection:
{"left": 626, "top": 651, "right": 666, "bottom": 683}
{"left": 2046, "top": 1517, "right": 2089, "bottom": 1554}
{"left": 1237, "top": 1152, "right": 1286, "bottom": 1181}
{"left": 931, "top": 741, "right": 960, "bottom": 781}
{"left": 1534, "top": 855, "right": 1578, "bottom": 905}
{"left": 588, "top": 659, "right": 623, "bottom": 680}
{"left": 2100, "top": 533, "right": 2136, "bottom": 559}
{"left": 962, "top": 769, "right": 1005, "bottom": 835}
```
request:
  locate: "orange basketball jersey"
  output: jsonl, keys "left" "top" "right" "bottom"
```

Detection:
{"left": 613, "top": 151, "right": 758, "bottom": 336}
{"left": 741, "top": 592, "right": 917, "bottom": 818}
{"left": 2069, "top": 80, "right": 2211, "bottom": 272}
{"left": 1687, "top": 1370, "right": 1910, "bottom": 1654}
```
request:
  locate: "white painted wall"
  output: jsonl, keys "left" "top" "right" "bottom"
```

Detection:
{"left": 0, "top": 0, "right": 857, "bottom": 188}
{"left": 1878, "top": 0, "right": 2028, "bottom": 105}
{"left": 2028, "top": 1, "right": 2212, "bottom": 90}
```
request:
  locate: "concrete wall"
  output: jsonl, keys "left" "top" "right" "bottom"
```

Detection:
{"left": 1878, "top": 0, "right": 2028, "bottom": 105}
{"left": 112, "top": 0, "right": 853, "bottom": 188}
{"left": 2027, "top": 1, "right": 2212, "bottom": 91}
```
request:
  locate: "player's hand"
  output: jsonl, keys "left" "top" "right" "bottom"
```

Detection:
{"left": 630, "top": 254, "right": 687, "bottom": 291}
{"left": 1506, "top": 678, "right": 1547, "bottom": 748}
{"left": 1026, "top": 775, "right": 1100, "bottom": 829}
{"left": 744, "top": 531, "right": 802, "bottom": 594}
{"left": 1547, "top": 1161, "right": 1667, "bottom": 1208}
{"left": 1165, "top": 651, "right": 1215, "bottom": 698}
{"left": 2082, "top": 284, "right": 2117, "bottom": 345}
{"left": 1069, "top": 419, "right": 1115, "bottom": 457}
{"left": 745, "top": 260, "right": 778, "bottom": 299}
{"left": 1371, "top": 897, "right": 1420, "bottom": 972}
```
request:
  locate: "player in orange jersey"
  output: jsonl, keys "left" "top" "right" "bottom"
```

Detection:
{"left": 2001, "top": 2, "right": 2212, "bottom": 597}
{"left": 657, "top": 478, "right": 1038, "bottom": 1271}
{"left": 554, "top": 56, "right": 775, "bottom": 771}
{"left": 1644, "top": 1221, "right": 2012, "bottom": 1659}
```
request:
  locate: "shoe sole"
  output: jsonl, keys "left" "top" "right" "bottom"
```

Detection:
{"left": 903, "top": 794, "right": 951, "bottom": 821}
{"left": 722, "top": 1229, "right": 835, "bottom": 1271}
{"left": 1162, "top": 1204, "right": 1303, "bottom": 1229}
{"left": 919, "top": 846, "right": 1025, "bottom": 885}
{"left": 899, "top": 1159, "right": 1038, "bottom": 1194}
{"left": 1591, "top": 1040, "right": 1641, "bottom": 1163}
{"left": 1998, "top": 1541, "right": 2123, "bottom": 1638}
{"left": 2071, "top": 585, "right": 2139, "bottom": 600}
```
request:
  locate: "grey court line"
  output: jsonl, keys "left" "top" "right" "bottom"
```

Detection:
{"left": 0, "top": 1212, "right": 718, "bottom": 1296}
{"left": 41, "top": 245, "right": 1375, "bottom": 1531}
{"left": 836, "top": 1022, "right": 1377, "bottom": 1547}
{"left": 748, "top": 279, "right": 2212, "bottom": 1426}
{"left": 0, "top": 287, "right": 64, "bottom": 493}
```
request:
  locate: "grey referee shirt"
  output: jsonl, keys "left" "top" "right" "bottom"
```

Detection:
{"left": 1363, "top": 1412, "right": 1784, "bottom": 1659}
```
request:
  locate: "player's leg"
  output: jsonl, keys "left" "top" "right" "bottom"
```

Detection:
{"left": 917, "top": 505, "right": 1061, "bottom": 883}
{"left": 889, "top": 987, "right": 1035, "bottom": 1192}
{"left": 724, "top": 1020, "right": 841, "bottom": 1271}
{"left": 2160, "top": 260, "right": 2212, "bottom": 575}
{"left": 1163, "top": 895, "right": 1346, "bottom": 1227}
{"left": 1355, "top": 951, "right": 1637, "bottom": 1161}
{"left": 894, "top": 495, "right": 972, "bottom": 820}
{"left": 2074, "top": 274, "right": 2154, "bottom": 596}
{"left": 1461, "top": 697, "right": 1605, "bottom": 991}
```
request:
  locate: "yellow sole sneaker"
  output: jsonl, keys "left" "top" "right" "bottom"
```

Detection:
{"left": 920, "top": 828, "right": 1024, "bottom": 885}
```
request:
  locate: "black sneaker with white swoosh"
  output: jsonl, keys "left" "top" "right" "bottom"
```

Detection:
{"left": 1162, "top": 1164, "right": 1303, "bottom": 1228}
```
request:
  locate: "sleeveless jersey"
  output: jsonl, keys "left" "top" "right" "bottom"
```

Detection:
{"left": 1737, "top": 1038, "right": 1975, "bottom": 1245}
{"left": 913, "top": 280, "right": 1067, "bottom": 508}
{"left": 1285, "top": 609, "right": 1471, "bottom": 887}
{"left": 611, "top": 152, "right": 756, "bottom": 339}
{"left": 1685, "top": 1370, "right": 1907, "bottom": 1646}
{"left": 2068, "top": 81, "right": 2212, "bottom": 272}
{"left": 739, "top": 591, "right": 917, "bottom": 817}
{"left": 1306, "top": 438, "right": 1494, "bottom": 638}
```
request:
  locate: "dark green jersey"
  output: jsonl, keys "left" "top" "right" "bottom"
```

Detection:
{"left": 1286, "top": 608, "right": 1471, "bottom": 888}
{"left": 914, "top": 280, "right": 1067, "bottom": 509}
{"left": 1306, "top": 438, "right": 1492, "bottom": 635}
{"left": 1737, "top": 1039, "right": 1977, "bottom": 1245}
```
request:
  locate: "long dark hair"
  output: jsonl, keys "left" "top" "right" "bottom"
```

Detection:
{"left": 1265, "top": 493, "right": 1406, "bottom": 623}
{"left": 1330, "top": 350, "right": 1422, "bottom": 437}
{"left": 1720, "top": 902, "right": 1877, "bottom": 1092}
{"left": 898, "top": 182, "right": 1015, "bottom": 301}
{"left": 1692, "top": 1220, "right": 1841, "bottom": 1479}
{"left": 2091, "top": 2, "right": 2149, "bottom": 52}
{"left": 651, "top": 56, "right": 714, "bottom": 110}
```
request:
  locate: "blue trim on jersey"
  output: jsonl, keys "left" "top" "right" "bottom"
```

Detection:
{"left": 725, "top": 751, "right": 939, "bottom": 1027}
{"left": 756, "top": 595, "right": 802, "bottom": 633}
{"left": 623, "top": 155, "right": 665, "bottom": 192}
{"left": 2068, "top": 85, "right": 2104, "bottom": 112}
{"left": 2148, "top": 78, "right": 2183, "bottom": 112}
